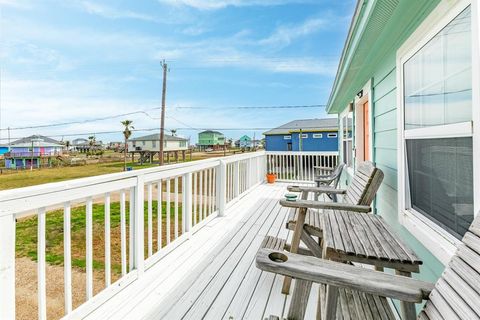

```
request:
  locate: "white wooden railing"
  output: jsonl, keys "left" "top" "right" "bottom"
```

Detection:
{"left": 266, "top": 151, "right": 339, "bottom": 182}
{"left": 0, "top": 151, "right": 266, "bottom": 320}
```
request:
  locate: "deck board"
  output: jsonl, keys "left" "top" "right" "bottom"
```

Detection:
{"left": 84, "top": 183, "right": 318, "bottom": 320}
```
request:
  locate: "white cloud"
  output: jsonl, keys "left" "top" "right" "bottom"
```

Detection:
{"left": 259, "top": 18, "right": 328, "bottom": 48}
{"left": 157, "top": 0, "right": 312, "bottom": 10}
{"left": 77, "top": 1, "right": 157, "bottom": 22}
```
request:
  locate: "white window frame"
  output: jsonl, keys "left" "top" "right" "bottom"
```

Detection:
{"left": 301, "top": 133, "right": 308, "bottom": 138}
{"left": 397, "top": 0, "right": 479, "bottom": 265}
{"left": 312, "top": 133, "right": 323, "bottom": 138}
{"left": 327, "top": 133, "right": 338, "bottom": 138}
{"left": 283, "top": 135, "right": 291, "bottom": 140}
{"left": 340, "top": 106, "right": 354, "bottom": 172}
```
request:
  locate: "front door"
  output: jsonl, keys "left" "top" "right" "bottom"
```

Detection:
{"left": 287, "top": 142, "right": 292, "bottom": 151}
{"left": 363, "top": 101, "right": 370, "bottom": 161}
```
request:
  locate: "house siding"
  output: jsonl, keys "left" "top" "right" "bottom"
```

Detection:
{"left": 265, "top": 131, "right": 338, "bottom": 152}
{"left": 371, "top": 54, "right": 445, "bottom": 285}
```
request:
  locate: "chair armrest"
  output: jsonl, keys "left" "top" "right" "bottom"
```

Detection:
{"left": 280, "top": 199, "right": 371, "bottom": 213}
{"left": 313, "top": 166, "right": 334, "bottom": 171}
{"left": 256, "top": 248, "right": 434, "bottom": 303}
{"left": 287, "top": 185, "right": 347, "bottom": 194}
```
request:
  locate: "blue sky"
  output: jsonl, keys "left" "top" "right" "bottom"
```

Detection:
{"left": 0, "top": 0, "right": 354, "bottom": 143}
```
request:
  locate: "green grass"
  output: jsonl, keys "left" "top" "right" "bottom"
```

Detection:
{"left": 16, "top": 200, "right": 182, "bottom": 276}
{"left": 0, "top": 162, "right": 155, "bottom": 190}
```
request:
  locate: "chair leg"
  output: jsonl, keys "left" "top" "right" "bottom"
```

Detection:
{"left": 287, "top": 279, "right": 312, "bottom": 320}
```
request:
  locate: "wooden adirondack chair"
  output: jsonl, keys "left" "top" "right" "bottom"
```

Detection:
{"left": 257, "top": 212, "right": 480, "bottom": 319}
{"left": 314, "top": 163, "right": 345, "bottom": 188}
{"left": 280, "top": 161, "right": 384, "bottom": 257}
{"left": 278, "top": 161, "right": 383, "bottom": 294}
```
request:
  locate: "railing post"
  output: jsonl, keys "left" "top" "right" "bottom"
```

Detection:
{"left": 0, "top": 215, "right": 15, "bottom": 320}
{"left": 217, "top": 160, "right": 227, "bottom": 217}
{"left": 135, "top": 175, "right": 145, "bottom": 276}
{"left": 233, "top": 161, "right": 240, "bottom": 198}
{"left": 183, "top": 172, "right": 192, "bottom": 235}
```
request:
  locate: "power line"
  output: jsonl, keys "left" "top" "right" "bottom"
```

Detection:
{"left": 175, "top": 105, "right": 326, "bottom": 110}
{"left": 0, "top": 124, "right": 338, "bottom": 142}
{"left": 0, "top": 104, "right": 326, "bottom": 132}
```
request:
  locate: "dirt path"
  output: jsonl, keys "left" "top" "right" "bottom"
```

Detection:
{"left": 16, "top": 257, "right": 105, "bottom": 320}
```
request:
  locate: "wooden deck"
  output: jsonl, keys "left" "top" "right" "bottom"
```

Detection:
{"left": 84, "top": 182, "right": 320, "bottom": 320}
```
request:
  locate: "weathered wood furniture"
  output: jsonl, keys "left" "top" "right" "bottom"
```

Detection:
{"left": 280, "top": 161, "right": 384, "bottom": 293}
{"left": 257, "top": 213, "right": 480, "bottom": 320}
{"left": 322, "top": 210, "right": 422, "bottom": 319}
{"left": 313, "top": 163, "right": 345, "bottom": 200}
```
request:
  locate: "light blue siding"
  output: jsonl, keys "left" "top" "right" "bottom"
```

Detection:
{"left": 371, "top": 55, "right": 445, "bottom": 285}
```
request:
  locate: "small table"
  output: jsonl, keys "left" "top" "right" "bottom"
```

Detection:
{"left": 322, "top": 209, "right": 423, "bottom": 319}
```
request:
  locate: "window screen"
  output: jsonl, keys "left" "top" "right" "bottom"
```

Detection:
{"left": 406, "top": 137, "right": 473, "bottom": 238}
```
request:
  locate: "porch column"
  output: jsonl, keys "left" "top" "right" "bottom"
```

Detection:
{"left": 0, "top": 215, "right": 16, "bottom": 319}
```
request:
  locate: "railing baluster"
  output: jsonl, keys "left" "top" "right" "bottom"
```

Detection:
{"left": 203, "top": 169, "right": 208, "bottom": 218}
{"left": 166, "top": 179, "right": 171, "bottom": 244}
{"left": 157, "top": 181, "right": 162, "bottom": 250}
{"left": 217, "top": 160, "right": 227, "bottom": 217}
{"left": 147, "top": 183, "right": 153, "bottom": 257}
{"left": 0, "top": 214, "right": 15, "bottom": 319}
{"left": 86, "top": 197, "right": 93, "bottom": 300}
{"left": 199, "top": 171, "right": 204, "bottom": 220}
{"left": 193, "top": 172, "right": 197, "bottom": 225}
{"left": 208, "top": 169, "right": 213, "bottom": 215}
{"left": 181, "top": 175, "right": 186, "bottom": 233}
{"left": 120, "top": 190, "right": 127, "bottom": 276}
{"left": 38, "top": 207, "right": 47, "bottom": 320}
{"left": 183, "top": 172, "right": 192, "bottom": 235}
{"left": 174, "top": 177, "right": 179, "bottom": 239}
{"left": 64, "top": 202, "right": 72, "bottom": 314}
{"left": 129, "top": 188, "right": 135, "bottom": 271}
{"left": 104, "top": 193, "right": 111, "bottom": 287}
{"left": 134, "top": 175, "right": 145, "bottom": 276}
{"left": 213, "top": 168, "right": 217, "bottom": 211}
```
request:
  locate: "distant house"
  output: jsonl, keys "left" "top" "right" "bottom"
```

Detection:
{"left": 238, "top": 135, "right": 252, "bottom": 148}
{"left": 128, "top": 133, "right": 188, "bottom": 152}
{"left": 5, "top": 135, "right": 63, "bottom": 169}
{"left": 198, "top": 130, "right": 225, "bottom": 151}
{"left": 0, "top": 145, "right": 9, "bottom": 156}
{"left": 263, "top": 118, "right": 338, "bottom": 152}
{"left": 71, "top": 138, "right": 103, "bottom": 152}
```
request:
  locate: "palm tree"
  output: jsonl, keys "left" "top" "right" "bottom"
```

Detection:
{"left": 121, "top": 120, "right": 134, "bottom": 171}
{"left": 87, "top": 136, "right": 96, "bottom": 157}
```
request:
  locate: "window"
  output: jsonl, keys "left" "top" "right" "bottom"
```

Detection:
{"left": 300, "top": 133, "right": 308, "bottom": 138}
{"left": 312, "top": 133, "right": 323, "bottom": 139}
{"left": 152, "top": 140, "right": 156, "bottom": 148}
{"left": 142, "top": 141, "right": 146, "bottom": 146}
{"left": 341, "top": 109, "right": 353, "bottom": 167}
{"left": 327, "top": 133, "right": 338, "bottom": 138}
{"left": 284, "top": 135, "right": 291, "bottom": 140}
{"left": 180, "top": 141, "right": 187, "bottom": 148}
{"left": 401, "top": 6, "right": 473, "bottom": 240}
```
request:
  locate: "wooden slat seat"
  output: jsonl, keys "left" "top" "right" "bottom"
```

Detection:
{"left": 319, "top": 285, "right": 396, "bottom": 320}
{"left": 323, "top": 210, "right": 422, "bottom": 271}
{"left": 260, "top": 235, "right": 286, "bottom": 251}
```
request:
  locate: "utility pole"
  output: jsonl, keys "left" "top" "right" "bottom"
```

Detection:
{"left": 159, "top": 59, "right": 168, "bottom": 166}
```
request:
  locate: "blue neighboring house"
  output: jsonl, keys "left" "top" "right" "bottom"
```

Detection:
{"left": 263, "top": 118, "right": 338, "bottom": 152}
{"left": 0, "top": 145, "right": 9, "bottom": 156}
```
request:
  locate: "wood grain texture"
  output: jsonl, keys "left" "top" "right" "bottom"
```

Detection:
{"left": 256, "top": 248, "right": 434, "bottom": 303}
